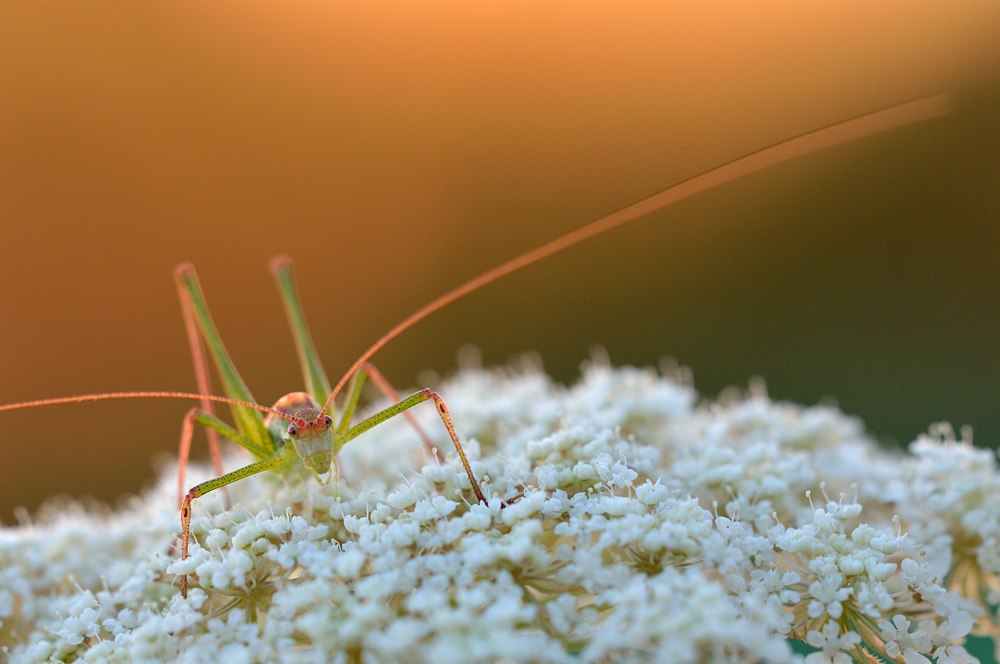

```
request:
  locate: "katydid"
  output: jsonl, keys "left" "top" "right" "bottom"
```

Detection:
{"left": 0, "top": 94, "right": 951, "bottom": 599}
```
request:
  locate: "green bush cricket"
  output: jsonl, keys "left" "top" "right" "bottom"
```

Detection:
{"left": 0, "top": 95, "right": 950, "bottom": 598}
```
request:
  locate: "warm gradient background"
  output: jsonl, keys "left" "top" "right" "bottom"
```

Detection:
{"left": 1, "top": 1, "right": 998, "bottom": 523}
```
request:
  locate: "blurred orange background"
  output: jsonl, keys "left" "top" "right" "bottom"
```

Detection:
{"left": 1, "top": 1, "right": 998, "bottom": 522}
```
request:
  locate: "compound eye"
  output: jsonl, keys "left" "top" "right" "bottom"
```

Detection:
{"left": 323, "top": 415, "right": 333, "bottom": 427}
{"left": 287, "top": 423, "right": 298, "bottom": 437}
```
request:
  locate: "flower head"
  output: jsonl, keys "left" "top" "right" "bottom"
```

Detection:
{"left": 0, "top": 363, "right": 993, "bottom": 662}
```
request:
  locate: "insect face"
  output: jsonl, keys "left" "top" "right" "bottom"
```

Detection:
{"left": 266, "top": 392, "right": 337, "bottom": 478}
{"left": 286, "top": 408, "right": 336, "bottom": 477}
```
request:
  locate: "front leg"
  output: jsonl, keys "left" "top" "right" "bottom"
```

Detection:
{"left": 176, "top": 407, "right": 274, "bottom": 507}
{"left": 342, "top": 388, "right": 521, "bottom": 506}
{"left": 179, "top": 454, "right": 287, "bottom": 598}
{"left": 356, "top": 362, "right": 445, "bottom": 463}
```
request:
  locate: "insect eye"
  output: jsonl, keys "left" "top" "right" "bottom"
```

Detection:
{"left": 287, "top": 424, "right": 298, "bottom": 437}
{"left": 323, "top": 415, "right": 333, "bottom": 427}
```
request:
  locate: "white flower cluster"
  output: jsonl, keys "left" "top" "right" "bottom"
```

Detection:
{"left": 1, "top": 363, "right": 997, "bottom": 663}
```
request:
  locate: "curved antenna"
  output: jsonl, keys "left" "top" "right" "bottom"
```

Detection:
{"left": 321, "top": 94, "right": 952, "bottom": 414}
{"left": 0, "top": 391, "right": 305, "bottom": 424}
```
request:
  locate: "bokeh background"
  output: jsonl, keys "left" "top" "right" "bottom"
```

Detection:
{"left": 1, "top": 1, "right": 998, "bottom": 524}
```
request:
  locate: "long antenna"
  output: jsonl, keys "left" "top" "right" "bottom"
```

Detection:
{"left": 322, "top": 94, "right": 951, "bottom": 415}
{"left": 0, "top": 391, "right": 304, "bottom": 424}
